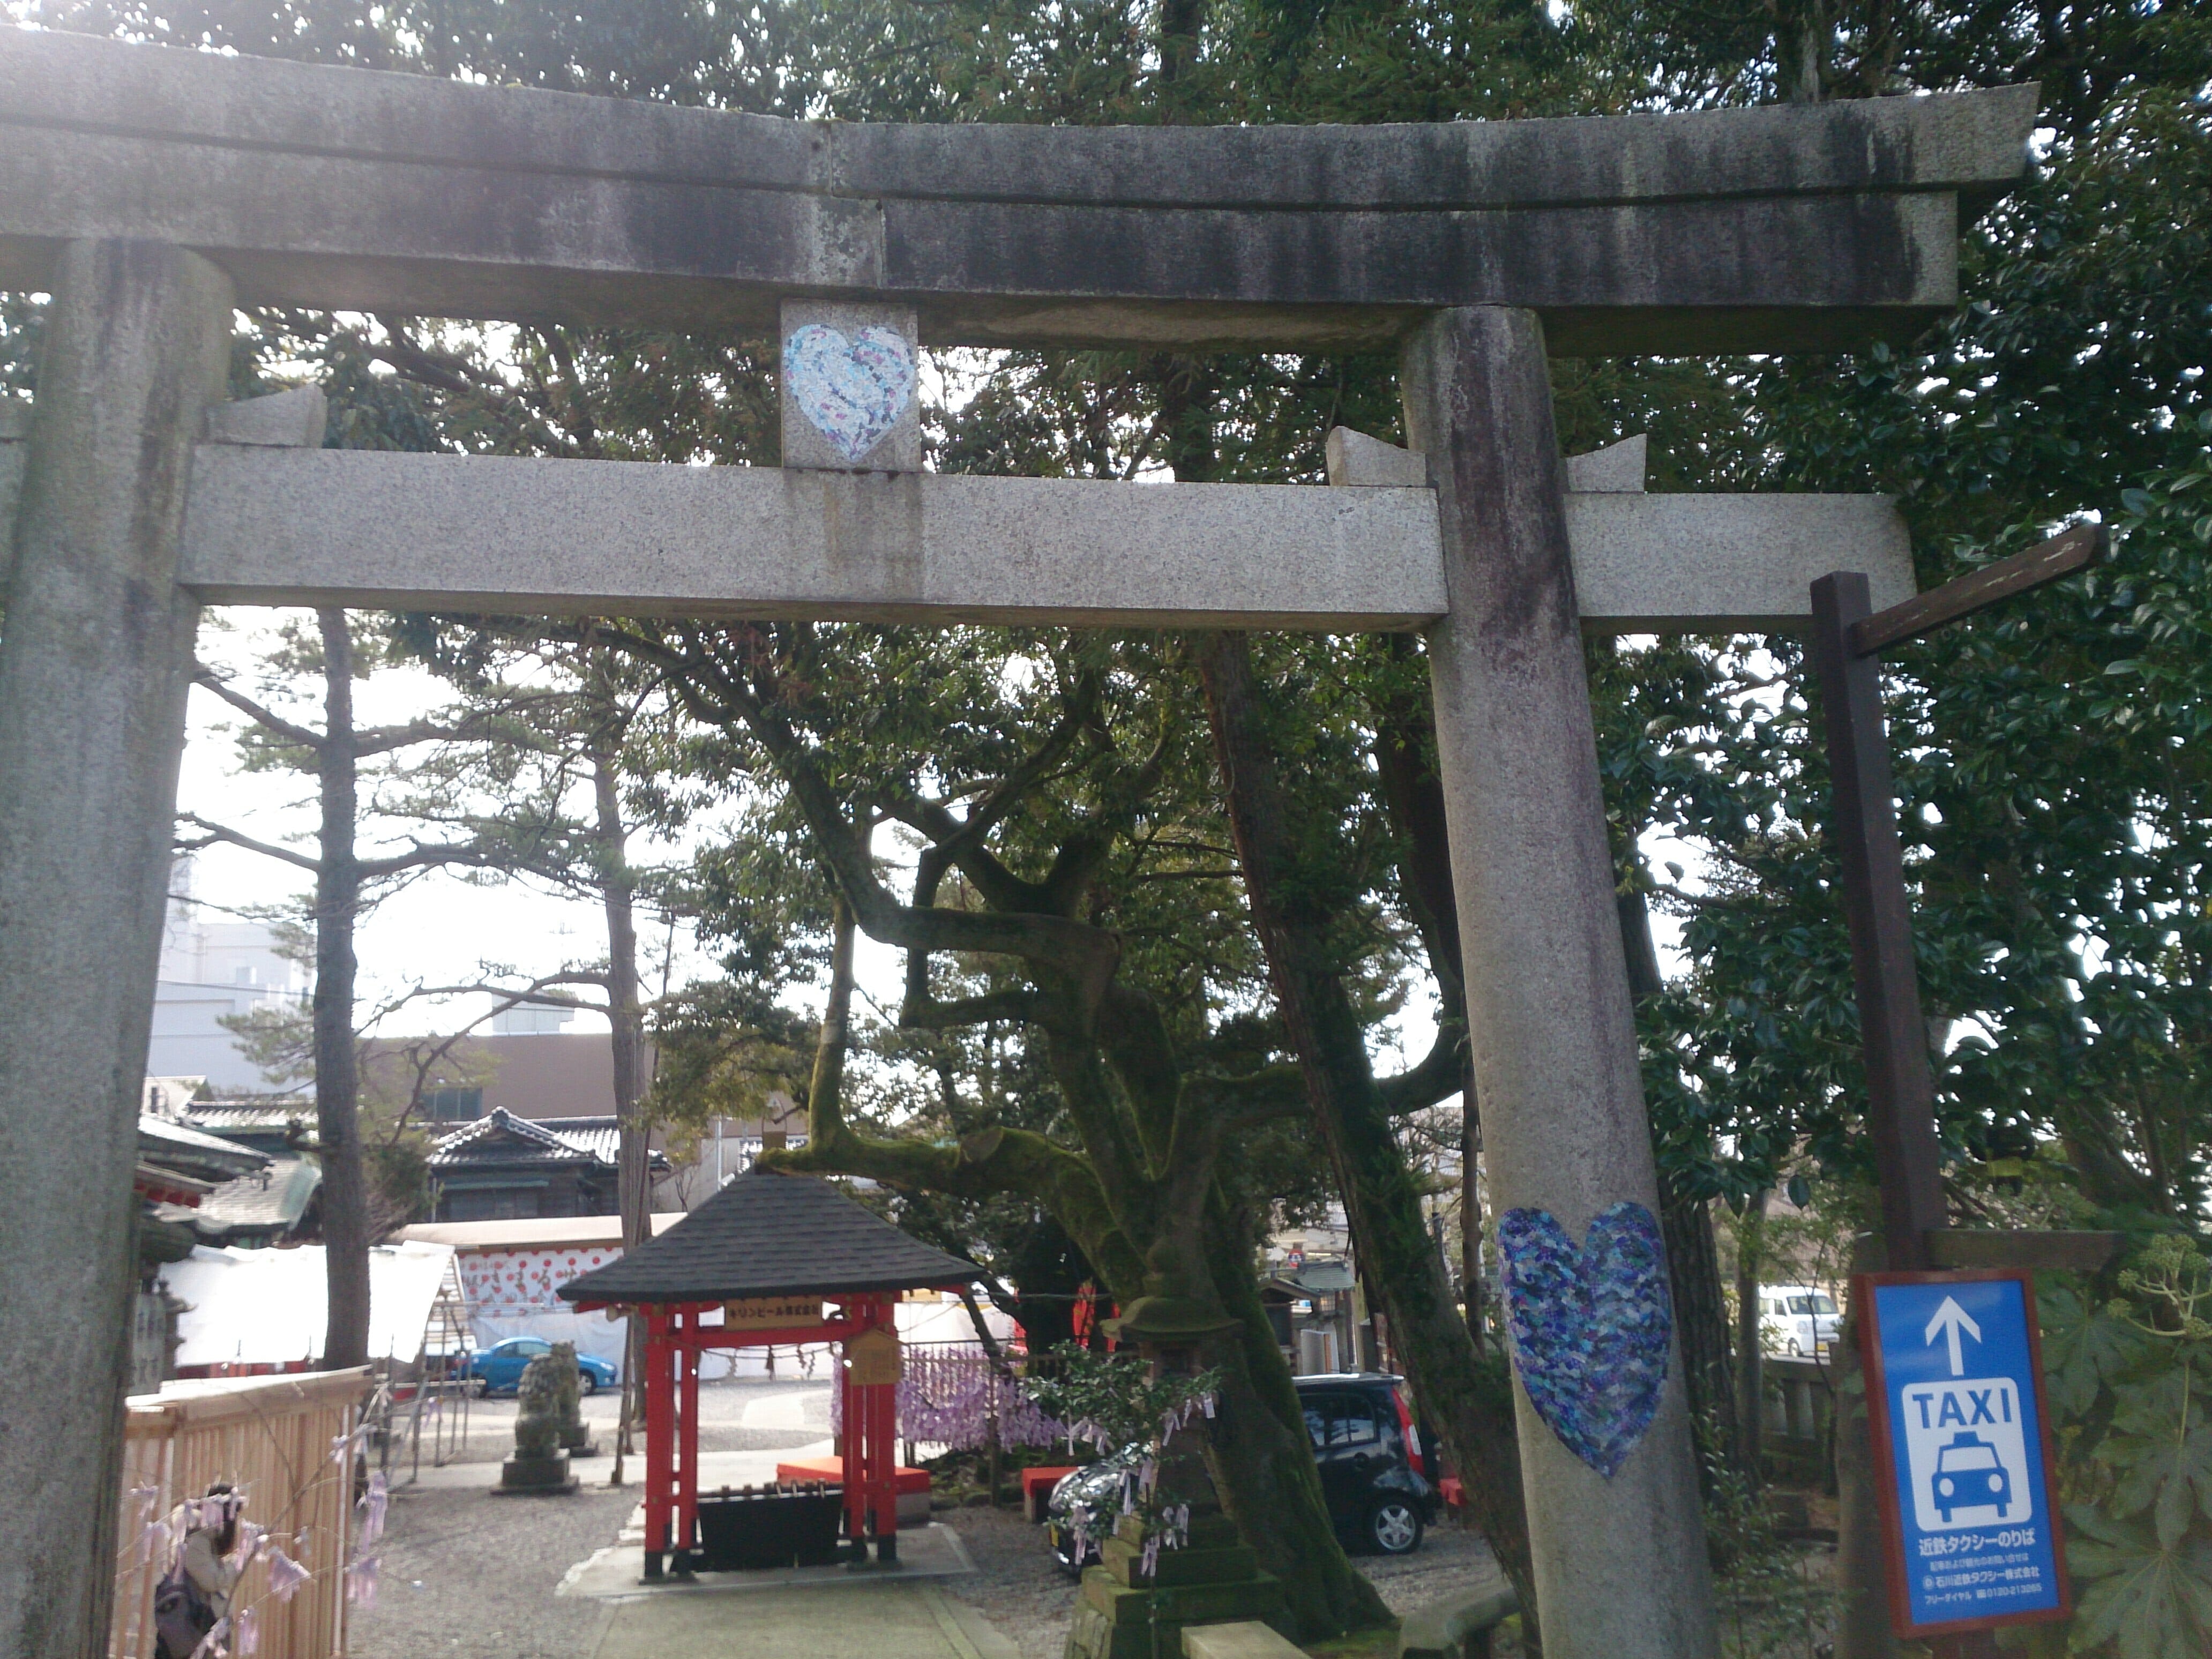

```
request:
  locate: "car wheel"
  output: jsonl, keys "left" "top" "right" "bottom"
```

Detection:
{"left": 1049, "top": 1527, "right": 1087, "bottom": 1579}
{"left": 579, "top": 1371, "right": 599, "bottom": 1396}
{"left": 1787, "top": 1339, "right": 1802, "bottom": 1356}
{"left": 1367, "top": 1499, "right": 1423, "bottom": 1556}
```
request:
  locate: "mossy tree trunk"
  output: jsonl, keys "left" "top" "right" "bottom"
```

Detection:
{"left": 1194, "top": 630, "right": 1539, "bottom": 1620}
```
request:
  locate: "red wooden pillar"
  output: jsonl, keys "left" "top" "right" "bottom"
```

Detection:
{"left": 839, "top": 1319, "right": 864, "bottom": 1547}
{"left": 642, "top": 1309, "right": 673, "bottom": 1580}
{"left": 677, "top": 1307, "right": 702, "bottom": 1572}
{"left": 851, "top": 1296, "right": 900, "bottom": 1563}
{"left": 866, "top": 1369, "right": 898, "bottom": 1556}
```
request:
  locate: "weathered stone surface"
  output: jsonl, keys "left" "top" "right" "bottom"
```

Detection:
{"left": 1101, "top": 1538, "right": 1258, "bottom": 1588}
{"left": 1081, "top": 1571, "right": 1289, "bottom": 1624}
{"left": 494, "top": 1452, "right": 579, "bottom": 1496}
{"left": 1326, "top": 426, "right": 1428, "bottom": 488}
{"left": 167, "top": 450, "right": 1451, "bottom": 630}
{"left": 514, "top": 1352, "right": 564, "bottom": 1459}
{"left": 0, "top": 398, "right": 28, "bottom": 440}
{"left": 1336, "top": 425, "right": 1648, "bottom": 492}
{"left": 0, "top": 29, "right": 2034, "bottom": 210}
{"left": 204, "top": 385, "right": 327, "bottom": 447}
{"left": 1405, "top": 305, "right": 1717, "bottom": 1659}
{"left": 1564, "top": 433, "right": 1646, "bottom": 492}
{"left": 1396, "top": 1583, "right": 1521, "bottom": 1659}
{"left": 0, "top": 240, "right": 233, "bottom": 1659}
{"left": 1568, "top": 490, "right": 1913, "bottom": 629}
{"left": 1181, "top": 1622, "right": 1305, "bottom": 1659}
{"left": 0, "top": 29, "right": 2036, "bottom": 352}
{"left": 1067, "top": 1564, "right": 1294, "bottom": 1659}
{"left": 0, "top": 436, "right": 20, "bottom": 534}
{"left": 0, "top": 443, "right": 1916, "bottom": 630}
{"left": 833, "top": 88, "right": 2040, "bottom": 210}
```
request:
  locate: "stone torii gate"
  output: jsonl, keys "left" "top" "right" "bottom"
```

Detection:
{"left": 0, "top": 27, "right": 2035, "bottom": 1659}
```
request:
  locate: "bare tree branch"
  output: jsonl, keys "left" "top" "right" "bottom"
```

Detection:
{"left": 176, "top": 812, "right": 322, "bottom": 873}
{"left": 192, "top": 667, "right": 325, "bottom": 752}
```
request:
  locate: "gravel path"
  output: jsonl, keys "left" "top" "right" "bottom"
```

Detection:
{"left": 939, "top": 1505, "right": 1509, "bottom": 1659}
{"left": 354, "top": 1379, "right": 833, "bottom": 1659}
{"left": 391, "top": 1376, "right": 833, "bottom": 1469}
{"left": 360, "top": 1378, "right": 1505, "bottom": 1659}
{"left": 347, "top": 1481, "right": 631, "bottom": 1659}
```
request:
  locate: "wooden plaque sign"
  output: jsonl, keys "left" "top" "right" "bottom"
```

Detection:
{"left": 722, "top": 1295, "right": 823, "bottom": 1330}
{"left": 846, "top": 1327, "right": 903, "bottom": 1386}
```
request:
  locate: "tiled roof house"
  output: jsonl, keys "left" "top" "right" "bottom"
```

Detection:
{"left": 428, "top": 1108, "right": 668, "bottom": 1223}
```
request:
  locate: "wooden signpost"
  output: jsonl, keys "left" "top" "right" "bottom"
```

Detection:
{"left": 1809, "top": 525, "right": 2114, "bottom": 1657}
{"left": 1811, "top": 524, "right": 2113, "bottom": 1274}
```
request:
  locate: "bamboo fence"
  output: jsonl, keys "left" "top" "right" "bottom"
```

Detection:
{"left": 110, "top": 1369, "right": 368, "bottom": 1659}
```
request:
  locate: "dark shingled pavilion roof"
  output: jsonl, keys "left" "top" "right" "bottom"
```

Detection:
{"left": 556, "top": 1168, "right": 978, "bottom": 1305}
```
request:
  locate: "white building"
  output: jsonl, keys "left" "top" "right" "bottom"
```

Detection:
{"left": 148, "top": 861, "right": 309, "bottom": 1091}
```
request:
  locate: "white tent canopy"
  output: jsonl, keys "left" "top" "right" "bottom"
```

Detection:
{"left": 159, "top": 1240, "right": 454, "bottom": 1370}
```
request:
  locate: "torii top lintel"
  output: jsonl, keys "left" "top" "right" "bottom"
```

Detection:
{"left": 0, "top": 28, "right": 2036, "bottom": 354}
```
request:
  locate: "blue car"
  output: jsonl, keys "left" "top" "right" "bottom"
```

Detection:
{"left": 464, "top": 1337, "right": 618, "bottom": 1396}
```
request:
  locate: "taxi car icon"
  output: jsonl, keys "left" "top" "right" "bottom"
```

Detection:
{"left": 1933, "top": 1432, "right": 2012, "bottom": 1521}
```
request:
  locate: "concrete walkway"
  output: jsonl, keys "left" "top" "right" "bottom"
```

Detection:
{"left": 587, "top": 1582, "right": 1019, "bottom": 1659}
{"left": 560, "top": 1518, "right": 976, "bottom": 1598}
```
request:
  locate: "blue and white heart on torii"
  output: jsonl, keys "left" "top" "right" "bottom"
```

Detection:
{"left": 779, "top": 301, "right": 923, "bottom": 473}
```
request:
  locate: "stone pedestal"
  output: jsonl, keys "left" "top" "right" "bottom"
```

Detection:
{"left": 494, "top": 1452, "right": 579, "bottom": 1496}
{"left": 1064, "top": 1516, "right": 1292, "bottom": 1659}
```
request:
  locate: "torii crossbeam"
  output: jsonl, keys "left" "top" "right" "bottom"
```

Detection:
{"left": 0, "top": 27, "right": 2035, "bottom": 1659}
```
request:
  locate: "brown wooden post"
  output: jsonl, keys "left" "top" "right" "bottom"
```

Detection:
{"left": 1808, "top": 572, "right": 1948, "bottom": 1272}
{"left": 1811, "top": 572, "right": 1945, "bottom": 1659}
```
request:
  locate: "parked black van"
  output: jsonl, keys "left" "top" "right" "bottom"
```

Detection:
{"left": 1044, "top": 1372, "right": 1439, "bottom": 1572}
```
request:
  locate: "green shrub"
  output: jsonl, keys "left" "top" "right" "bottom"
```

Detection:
{"left": 2042, "top": 1235, "right": 2212, "bottom": 1657}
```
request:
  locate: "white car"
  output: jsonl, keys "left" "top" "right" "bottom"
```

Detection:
{"left": 1759, "top": 1286, "right": 1840, "bottom": 1356}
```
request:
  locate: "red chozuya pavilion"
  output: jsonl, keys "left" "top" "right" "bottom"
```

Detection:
{"left": 558, "top": 1167, "right": 977, "bottom": 1578}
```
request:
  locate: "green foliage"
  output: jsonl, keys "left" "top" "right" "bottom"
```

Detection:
{"left": 2044, "top": 1238, "right": 2212, "bottom": 1656}
{"left": 365, "top": 1137, "right": 434, "bottom": 1235}
{"left": 1608, "top": 93, "right": 2212, "bottom": 1216}
{"left": 1699, "top": 1458, "right": 1842, "bottom": 1657}
{"left": 1023, "top": 1342, "right": 1223, "bottom": 1457}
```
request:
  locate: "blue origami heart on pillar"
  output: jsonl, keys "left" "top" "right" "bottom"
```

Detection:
{"left": 1497, "top": 1200, "right": 1673, "bottom": 1478}
{"left": 784, "top": 324, "right": 916, "bottom": 463}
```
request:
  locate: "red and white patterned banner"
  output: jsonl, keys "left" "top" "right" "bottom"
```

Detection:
{"left": 454, "top": 1246, "right": 619, "bottom": 1315}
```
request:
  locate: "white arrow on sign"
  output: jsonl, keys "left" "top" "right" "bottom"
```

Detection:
{"left": 1924, "top": 1296, "right": 1983, "bottom": 1377}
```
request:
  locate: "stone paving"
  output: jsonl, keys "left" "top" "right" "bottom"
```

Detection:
{"left": 354, "top": 1376, "right": 1514, "bottom": 1659}
{"left": 592, "top": 1582, "right": 1015, "bottom": 1659}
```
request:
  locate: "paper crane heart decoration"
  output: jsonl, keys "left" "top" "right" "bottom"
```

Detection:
{"left": 783, "top": 323, "right": 916, "bottom": 464}
{"left": 1497, "top": 1200, "right": 1673, "bottom": 1478}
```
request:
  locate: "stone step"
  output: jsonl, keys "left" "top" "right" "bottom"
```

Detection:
{"left": 1080, "top": 1566, "right": 1288, "bottom": 1626}
{"left": 1183, "top": 1623, "right": 1307, "bottom": 1659}
{"left": 1100, "top": 1538, "right": 1259, "bottom": 1588}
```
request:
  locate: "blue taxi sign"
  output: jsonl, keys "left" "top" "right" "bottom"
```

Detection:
{"left": 1856, "top": 1270, "right": 2070, "bottom": 1638}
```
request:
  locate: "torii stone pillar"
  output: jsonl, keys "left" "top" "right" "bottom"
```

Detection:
{"left": 1404, "top": 307, "right": 1716, "bottom": 1657}
{"left": 0, "top": 240, "right": 231, "bottom": 1658}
